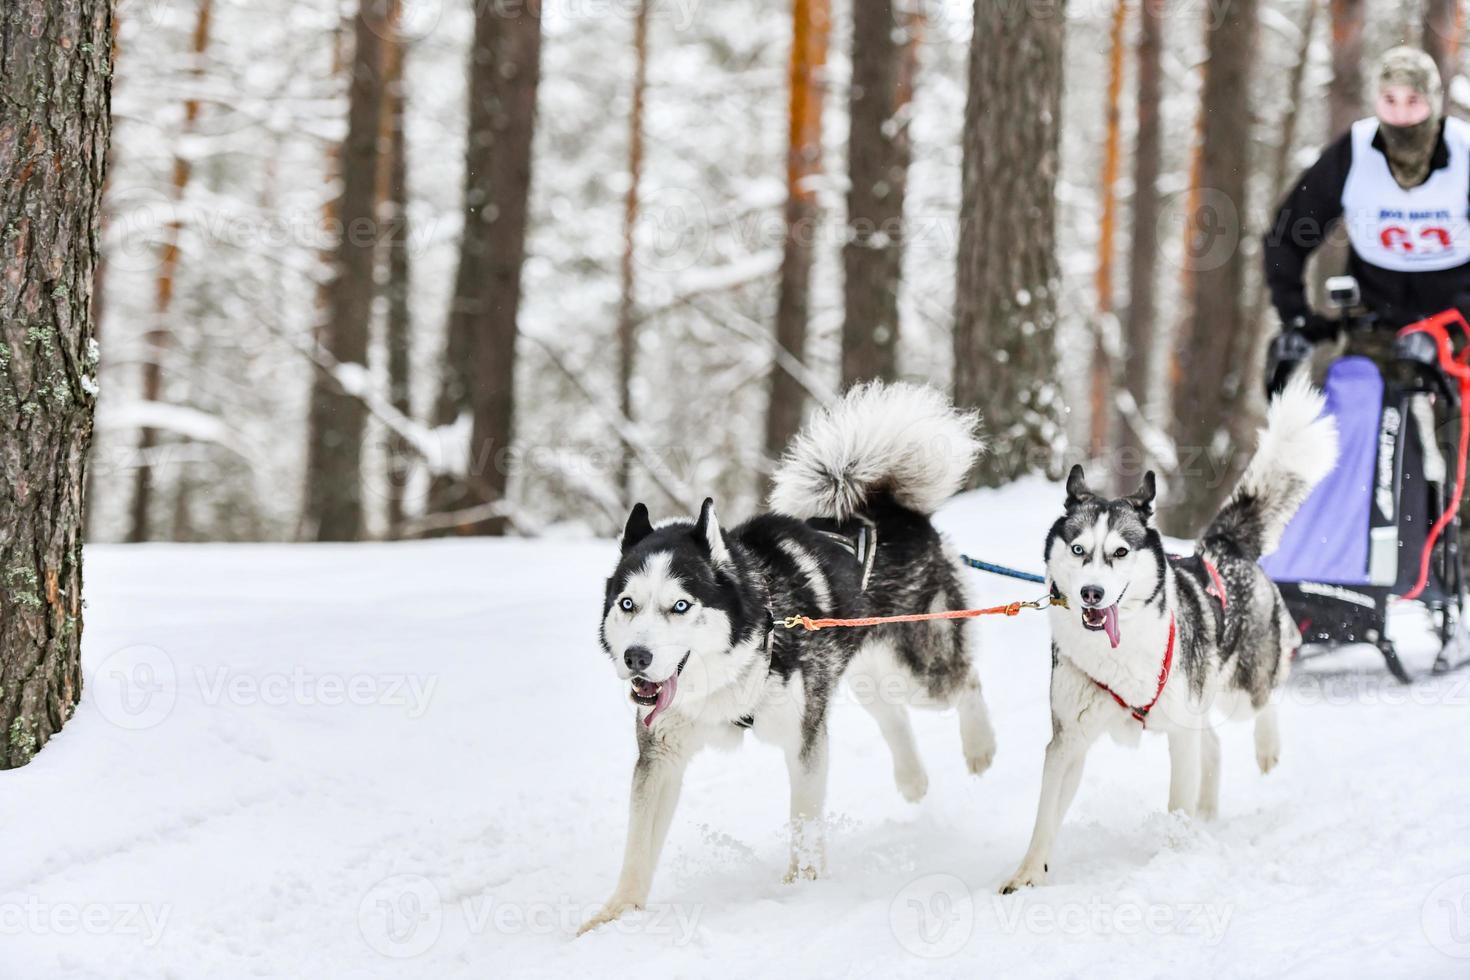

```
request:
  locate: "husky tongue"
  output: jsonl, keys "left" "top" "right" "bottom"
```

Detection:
{"left": 643, "top": 672, "right": 678, "bottom": 728}
{"left": 1103, "top": 604, "right": 1120, "bottom": 649}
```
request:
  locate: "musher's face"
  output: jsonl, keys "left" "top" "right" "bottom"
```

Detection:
{"left": 1377, "top": 84, "right": 1432, "bottom": 126}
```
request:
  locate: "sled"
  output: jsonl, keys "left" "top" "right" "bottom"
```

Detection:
{"left": 1263, "top": 302, "right": 1470, "bottom": 683}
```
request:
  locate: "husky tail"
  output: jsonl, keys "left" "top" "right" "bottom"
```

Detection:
{"left": 768, "top": 381, "right": 983, "bottom": 521}
{"left": 1205, "top": 374, "right": 1339, "bottom": 560}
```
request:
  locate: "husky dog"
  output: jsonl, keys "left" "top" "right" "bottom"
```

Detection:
{"left": 1000, "top": 376, "right": 1338, "bottom": 894}
{"left": 579, "top": 382, "right": 997, "bottom": 934}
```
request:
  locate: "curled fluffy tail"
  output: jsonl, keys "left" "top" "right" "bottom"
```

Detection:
{"left": 1206, "top": 374, "right": 1339, "bottom": 559}
{"left": 767, "top": 381, "right": 983, "bottom": 520}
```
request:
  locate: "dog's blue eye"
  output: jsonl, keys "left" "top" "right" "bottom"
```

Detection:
{"left": 672, "top": 600, "right": 690, "bottom": 614}
{"left": 1071, "top": 543, "right": 1085, "bottom": 556}
{"left": 619, "top": 597, "right": 635, "bottom": 612}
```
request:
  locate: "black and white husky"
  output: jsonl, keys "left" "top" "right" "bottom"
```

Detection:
{"left": 1000, "top": 376, "right": 1338, "bottom": 893}
{"left": 579, "top": 382, "right": 996, "bottom": 934}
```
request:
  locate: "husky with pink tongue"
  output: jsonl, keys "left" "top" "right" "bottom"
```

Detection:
{"left": 580, "top": 382, "right": 998, "bottom": 935}
{"left": 1001, "top": 375, "right": 1338, "bottom": 895}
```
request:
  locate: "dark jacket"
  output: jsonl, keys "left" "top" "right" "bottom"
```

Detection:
{"left": 1263, "top": 119, "right": 1470, "bottom": 329}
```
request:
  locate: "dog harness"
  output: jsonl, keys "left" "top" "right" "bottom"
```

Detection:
{"left": 1092, "top": 613, "right": 1176, "bottom": 726}
{"left": 1090, "top": 556, "right": 1224, "bottom": 725}
{"left": 1201, "top": 558, "right": 1228, "bottom": 610}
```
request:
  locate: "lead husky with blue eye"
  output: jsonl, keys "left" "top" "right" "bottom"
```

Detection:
{"left": 1001, "top": 376, "right": 1338, "bottom": 894}
{"left": 579, "top": 382, "right": 996, "bottom": 934}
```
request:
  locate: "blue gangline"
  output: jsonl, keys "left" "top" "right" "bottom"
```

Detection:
{"left": 959, "top": 554, "right": 1046, "bottom": 584}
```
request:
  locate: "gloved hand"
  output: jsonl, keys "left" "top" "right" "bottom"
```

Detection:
{"left": 1394, "top": 328, "right": 1440, "bottom": 368}
{"left": 1292, "top": 311, "right": 1342, "bottom": 343}
{"left": 1264, "top": 326, "right": 1315, "bottom": 396}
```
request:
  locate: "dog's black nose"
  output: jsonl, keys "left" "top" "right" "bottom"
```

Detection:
{"left": 624, "top": 645, "right": 653, "bottom": 674}
{"left": 1080, "top": 585, "right": 1105, "bottom": 607}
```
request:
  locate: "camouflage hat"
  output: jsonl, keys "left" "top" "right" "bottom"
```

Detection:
{"left": 1376, "top": 45, "right": 1443, "bottom": 110}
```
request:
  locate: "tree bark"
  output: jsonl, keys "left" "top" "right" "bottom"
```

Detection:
{"left": 304, "top": 0, "right": 389, "bottom": 541}
{"left": 1163, "top": 0, "right": 1259, "bottom": 535}
{"left": 953, "top": 0, "right": 1067, "bottom": 487}
{"left": 1117, "top": 0, "right": 1164, "bottom": 491}
{"left": 380, "top": 0, "right": 412, "bottom": 537}
{"left": 0, "top": 0, "right": 112, "bottom": 767}
{"left": 1328, "top": 0, "right": 1364, "bottom": 139}
{"left": 840, "top": 0, "right": 919, "bottom": 387}
{"left": 1423, "top": 0, "right": 1463, "bottom": 111}
{"left": 1243, "top": 0, "right": 1319, "bottom": 381}
{"left": 617, "top": 0, "right": 650, "bottom": 502}
{"left": 766, "top": 0, "right": 830, "bottom": 472}
{"left": 129, "top": 0, "right": 211, "bottom": 543}
{"left": 1091, "top": 0, "right": 1126, "bottom": 462}
{"left": 430, "top": 0, "right": 542, "bottom": 535}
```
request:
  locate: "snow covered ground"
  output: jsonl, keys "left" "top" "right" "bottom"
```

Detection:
{"left": 4, "top": 479, "right": 1470, "bottom": 978}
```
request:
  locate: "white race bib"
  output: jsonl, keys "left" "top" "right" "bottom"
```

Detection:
{"left": 1341, "top": 116, "right": 1470, "bottom": 272}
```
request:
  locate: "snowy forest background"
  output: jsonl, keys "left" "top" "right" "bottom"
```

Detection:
{"left": 89, "top": 0, "right": 1461, "bottom": 543}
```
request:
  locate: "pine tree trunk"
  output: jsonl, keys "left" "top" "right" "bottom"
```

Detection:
{"left": 1163, "top": 0, "right": 1259, "bottom": 536}
{"left": 766, "top": 0, "right": 830, "bottom": 471}
{"left": 380, "top": 0, "right": 412, "bottom": 536}
{"left": 953, "top": 0, "right": 1067, "bottom": 488}
{"left": 841, "top": 0, "right": 918, "bottom": 387}
{"left": 304, "top": 0, "right": 388, "bottom": 541}
{"left": 617, "top": 0, "right": 650, "bottom": 502}
{"left": 0, "top": 0, "right": 112, "bottom": 767}
{"left": 1423, "top": 0, "right": 1463, "bottom": 110}
{"left": 1118, "top": 0, "right": 1164, "bottom": 490}
{"left": 1091, "top": 0, "right": 1126, "bottom": 463}
{"left": 1244, "top": 0, "right": 1319, "bottom": 379}
{"left": 1329, "top": 0, "right": 1364, "bottom": 139}
{"left": 431, "top": 0, "right": 541, "bottom": 535}
{"left": 129, "top": 0, "right": 211, "bottom": 543}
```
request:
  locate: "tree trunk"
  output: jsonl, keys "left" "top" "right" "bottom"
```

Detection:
{"left": 380, "top": 0, "right": 412, "bottom": 537}
{"left": 1329, "top": 0, "right": 1364, "bottom": 139}
{"left": 953, "top": 0, "right": 1067, "bottom": 487}
{"left": 1163, "top": 0, "right": 1259, "bottom": 536}
{"left": 617, "top": 0, "right": 650, "bottom": 503}
{"left": 431, "top": 0, "right": 541, "bottom": 535}
{"left": 840, "top": 0, "right": 919, "bottom": 387}
{"left": 129, "top": 0, "right": 211, "bottom": 543}
{"left": 1117, "top": 0, "right": 1164, "bottom": 491}
{"left": 1423, "top": 0, "right": 1463, "bottom": 111}
{"left": 304, "top": 0, "right": 388, "bottom": 541}
{"left": 0, "top": 0, "right": 112, "bottom": 767}
{"left": 1243, "top": 0, "right": 1319, "bottom": 381}
{"left": 765, "top": 0, "right": 830, "bottom": 472}
{"left": 1091, "top": 0, "right": 1126, "bottom": 463}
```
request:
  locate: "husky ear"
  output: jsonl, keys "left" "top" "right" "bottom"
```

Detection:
{"left": 1127, "top": 471, "right": 1157, "bottom": 517}
{"left": 1065, "top": 464, "right": 1093, "bottom": 504}
{"left": 693, "top": 497, "right": 733, "bottom": 566}
{"left": 621, "top": 503, "right": 653, "bottom": 553}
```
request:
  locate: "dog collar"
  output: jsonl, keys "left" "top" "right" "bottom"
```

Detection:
{"left": 1092, "top": 613, "right": 1175, "bottom": 726}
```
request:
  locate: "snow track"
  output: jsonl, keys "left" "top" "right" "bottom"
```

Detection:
{"left": 3, "top": 480, "right": 1469, "bottom": 977}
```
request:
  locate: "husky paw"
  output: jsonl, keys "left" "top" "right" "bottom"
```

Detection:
{"left": 783, "top": 863, "right": 820, "bottom": 884}
{"left": 895, "top": 765, "right": 929, "bottom": 803}
{"left": 576, "top": 899, "right": 641, "bottom": 936}
{"left": 999, "top": 866, "right": 1046, "bottom": 894}
{"left": 965, "top": 745, "right": 995, "bottom": 777}
{"left": 1256, "top": 747, "right": 1279, "bottom": 774}
{"left": 1197, "top": 800, "right": 1219, "bottom": 821}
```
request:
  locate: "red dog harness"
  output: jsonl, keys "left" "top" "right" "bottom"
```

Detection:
{"left": 1090, "top": 556, "right": 1223, "bottom": 726}
{"left": 1093, "top": 614, "right": 1175, "bottom": 725}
